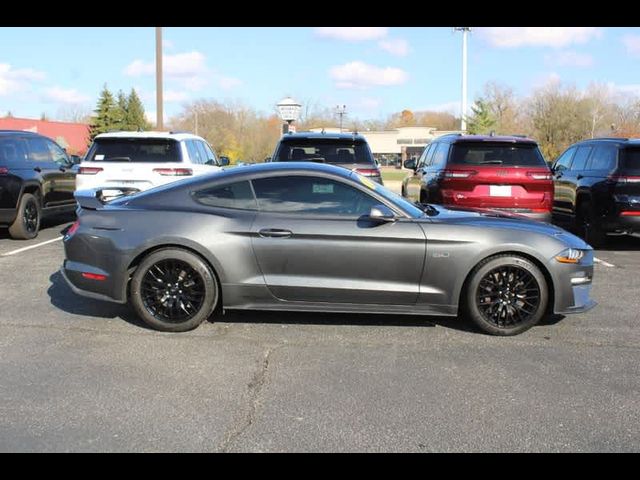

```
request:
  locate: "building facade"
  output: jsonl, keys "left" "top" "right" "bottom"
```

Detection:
{"left": 0, "top": 117, "right": 90, "bottom": 155}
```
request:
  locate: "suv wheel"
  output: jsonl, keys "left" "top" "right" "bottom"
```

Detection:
{"left": 577, "top": 201, "right": 607, "bottom": 248}
{"left": 9, "top": 193, "right": 41, "bottom": 240}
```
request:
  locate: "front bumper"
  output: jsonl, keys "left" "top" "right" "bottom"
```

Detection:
{"left": 551, "top": 253, "right": 597, "bottom": 315}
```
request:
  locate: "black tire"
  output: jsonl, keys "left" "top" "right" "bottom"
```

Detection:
{"left": 129, "top": 248, "right": 219, "bottom": 332}
{"left": 8, "top": 193, "right": 41, "bottom": 240}
{"left": 577, "top": 201, "right": 607, "bottom": 248}
{"left": 463, "top": 254, "right": 549, "bottom": 336}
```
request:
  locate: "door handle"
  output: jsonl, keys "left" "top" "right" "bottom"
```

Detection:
{"left": 258, "top": 228, "right": 293, "bottom": 238}
{"left": 576, "top": 174, "right": 583, "bottom": 180}
{"left": 34, "top": 166, "right": 41, "bottom": 173}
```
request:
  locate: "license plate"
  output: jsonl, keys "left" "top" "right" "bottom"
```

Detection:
{"left": 490, "top": 185, "right": 512, "bottom": 197}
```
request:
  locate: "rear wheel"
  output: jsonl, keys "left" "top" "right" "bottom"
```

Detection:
{"left": 577, "top": 201, "right": 606, "bottom": 248}
{"left": 8, "top": 193, "right": 40, "bottom": 240}
{"left": 130, "top": 248, "right": 219, "bottom": 332}
{"left": 463, "top": 254, "right": 549, "bottom": 336}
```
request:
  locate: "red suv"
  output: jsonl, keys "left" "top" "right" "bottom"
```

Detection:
{"left": 401, "top": 134, "right": 553, "bottom": 222}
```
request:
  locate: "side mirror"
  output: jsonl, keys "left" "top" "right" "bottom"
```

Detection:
{"left": 366, "top": 204, "right": 396, "bottom": 223}
{"left": 264, "top": 157, "right": 271, "bottom": 163}
{"left": 403, "top": 158, "right": 417, "bottom": 170}
{"left": 219, "top": 156, "right": 230, "bottom": 166}
{"left": 70, "top": 155, "right": 82, "bottom": 165}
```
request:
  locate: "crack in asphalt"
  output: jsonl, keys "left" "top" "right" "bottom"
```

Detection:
{"left": 217, "top": 345, "right": 282, "bottom": 452}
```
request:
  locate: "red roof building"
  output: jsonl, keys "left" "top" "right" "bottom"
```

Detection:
{"left": 0, "top": 117, "right": 90, "bottom": 155}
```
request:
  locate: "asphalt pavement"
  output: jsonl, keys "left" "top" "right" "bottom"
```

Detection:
{"left": 0, "top": 215, "right": 639, "bottom": 452}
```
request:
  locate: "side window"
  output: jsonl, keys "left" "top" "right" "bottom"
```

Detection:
{"left": 0, "top": 137, "right": 29, "bottom": 164}
{"left": 570, "top": 146, "right": 592, "bottom": 172}
{"left": 47, "top": 140, "right": 69, "bottom": 166}
{"left": 193, "top": 181, "right": 257, "bottom": 210}
{"left": 587, "top": 144, "right": 617, "bottom": 172}
{"left": 417, "top": 143, "right": 434, "bottom": 169}
{"left": 188, "top": 140, "right": 205, "bottom": 164}
{"left": 195, "top": 141, "right": 212, "bottom": 165}
{"left": 26, "top": 137, "right": 53, "bottom": 163}
{"left": 202, "top": 142, "right": 218, "bottom": 165}
{"left": 431, "top": 143, "right": 449, "bottom": 168}
{"left": 252, "top": 176, "right": 379, "bottom": 216}
{"left": 554, "top": 147, "right": 576, "bottom": 172}
{"left": 185, "top": 141, "right": 199, "bottom": 164}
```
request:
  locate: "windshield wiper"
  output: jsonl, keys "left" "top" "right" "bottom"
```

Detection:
{"left": 415, "top": 202, "right": 440, "bottom": 216}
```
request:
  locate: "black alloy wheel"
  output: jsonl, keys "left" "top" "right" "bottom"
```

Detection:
{"left": 476, "top": 265, "right": 541, "bottom": 328}
{"left": 9, "top": 193, "right": 41, "bottom": 240}
{"left": 464, "top": 254, "right": 549, "bottom": 336}
{"left": 23, "top": 198, "right": 39, "bottom": 235}
{"left": 140, "top": 259, "right": 206, "bottom": 323}
{"left": 130, "top": 248, "right": 219, "bottom": 332}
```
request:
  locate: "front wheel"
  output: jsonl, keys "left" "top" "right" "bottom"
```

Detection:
{"left": 463, "top": 255, "right": 549, "bottom": 336}
{"left": 129, "top": 248, "right": 219, "bottom": 332}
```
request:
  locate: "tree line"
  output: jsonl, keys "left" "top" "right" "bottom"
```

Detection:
{"left": 89, "top": 85, "right": 150, "bottom": 142}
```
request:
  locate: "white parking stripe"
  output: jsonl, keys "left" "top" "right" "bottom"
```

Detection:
{"left": 1, "top": 237, "right": 63, "bottom": 256}
{"left": 594, "top": 257, "right": 615, "bottom": 268}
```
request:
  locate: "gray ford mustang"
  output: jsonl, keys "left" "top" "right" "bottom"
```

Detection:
{"left": 61, "top": 162, "right": 596, "bottom": 335}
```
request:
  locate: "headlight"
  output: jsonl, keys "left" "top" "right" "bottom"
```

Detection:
{"left": 555, "top": 248, "right": 586, "bottom": 264}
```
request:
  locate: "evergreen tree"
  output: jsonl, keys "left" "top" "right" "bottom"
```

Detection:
{"left": 115, "top": 90, "right": 128, "bottom": 130}
{"left": 466, "top": 99, "right": 497, "bottom": 134}
{"left": 89, "top": 85, "right": 120, "bottom": 141}
{"left": 125, "top": 88, "right": 149, "bottom": 131}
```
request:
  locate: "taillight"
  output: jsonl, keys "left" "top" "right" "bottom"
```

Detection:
{"left": 153, "top": 168, "right": 193, "bottom": 176}
{"left": 65, "top": 220, "right": 80, "bottom": 239}
{"left": 354, "top": 168, "right": 380, "bottom": 177}
{"left": 608, "top": 175, "right": 640, "bottom": 184}
{"left": 78, "top": 167, "right": 103, "bottom": 175}
{"left": 0, "top": 166, "right": 9, "bottom": 175}
{"left": 526, "top": 171, "right": 553, "bottom": 180}
{"left": 81, "top": 272, "right": 107, "bottom": 281}
{"left": 620, "top": 211, "right": 640, "bottom": 216}
{"left": 439, "top": 170, "right": 477, "bottom": 179}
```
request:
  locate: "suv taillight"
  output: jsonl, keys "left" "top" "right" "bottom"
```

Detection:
{"left": 0, "top": 166, "right": 9, "bottom": 175}
{"left": 438, "top": 169, "right": 478, "bottom": 179}
{"left": 354, "top": 168, "right": 380, "bottom": 177}
{"left": 526, "top": 171, "right": 553, "bottom": 180}
{"left": 153, "top": 168, "right": 193, "bottom": 176}
{"left": 608, "top": 175, "right": 640, "bottom": 184}
{"left": 78, "top": 167, "right": 103, "bottom": 175}
{"left": 65, "top": 220, "right": 80, "bottom": 239}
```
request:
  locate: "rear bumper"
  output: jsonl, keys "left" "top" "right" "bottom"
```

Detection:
{"left": 60, "top": 266, "right": 126, "bottom": 304}
{"left": 601, "top": 212, "right": 640, "bottom": 233}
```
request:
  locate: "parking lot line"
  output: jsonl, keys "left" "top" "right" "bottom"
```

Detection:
{"left": 1, "top": 237, "right": 63, "bottom": 257}
{"left": 594, "top": 257, "right": 616, "bottom": 268}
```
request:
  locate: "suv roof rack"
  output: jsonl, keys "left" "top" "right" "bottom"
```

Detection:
{"left": 589, "top": 137, "right": 629, "bottom": 142}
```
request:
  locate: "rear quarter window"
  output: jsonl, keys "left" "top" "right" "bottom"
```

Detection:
{"left": 621, "top": 147, "right": 640, "bottom": 172}
{"left": 192, "top": 181, "right": 257, "bottom": 210}
{"left": 0, "top": 137, "right": 28, "bottom": 165}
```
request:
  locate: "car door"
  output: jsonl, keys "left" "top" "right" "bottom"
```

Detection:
{"left": 45, "top": 139, "right": 76, "bottom": 206}
{"left": 25, "top": 136, "right": 68, "bottom": 208}
{"left": 565, "top": 145, "right": 592, "bottom": 216}
{"left": 423, "top": 142, "right": 450, "bottom": 204}
{"left": 552, "top": 146, "right": 577, "bottom": 218}
{"left": 250, "top": 174, "right": 427, "bottom": 305}
{"left": 404, "top": 143, "right": 435, "bottom": 202}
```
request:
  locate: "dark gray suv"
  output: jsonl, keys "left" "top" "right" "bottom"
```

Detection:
{"left": 270, "top": 131, "right": 383, "bottom": 184}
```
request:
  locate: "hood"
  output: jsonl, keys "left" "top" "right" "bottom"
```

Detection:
{"left": 426, "top": 205, "right": 591, "bottom": 249}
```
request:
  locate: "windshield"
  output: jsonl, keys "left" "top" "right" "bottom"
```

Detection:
{"left": 450, "top": 142, "right": 547, "bottom": 167}
{"left": 274, "top": 138, "right": 374, "bottom": 165}
{"left": 350, "top": 172, "right": 425, "bottom": 218}
{"left": 86, "top": 138, "right": 181, "bottom": 163}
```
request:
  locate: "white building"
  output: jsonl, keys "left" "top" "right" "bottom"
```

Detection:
{"left": 309, "top": 126, "right": 462, "bottom": 165}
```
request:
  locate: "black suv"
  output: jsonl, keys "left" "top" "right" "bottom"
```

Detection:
{"left": 270, "top": 132, "right": 383, "bottom": 184}
{"left": 0, "top": 130, "right": 78, "bottom": 239}
{"left": 551, "top": 137, "right": 640, "bottom": 247}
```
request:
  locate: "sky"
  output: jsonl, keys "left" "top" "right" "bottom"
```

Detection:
{"left": 1, "top": 26, "right": 639, "bottom": 124}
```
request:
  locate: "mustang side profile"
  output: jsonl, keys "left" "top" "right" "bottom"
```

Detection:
{"left": 61, "top": 162, "right": 596, "bottom": 336}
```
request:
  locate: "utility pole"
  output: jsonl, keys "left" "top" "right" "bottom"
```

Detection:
{"left": 155, "top": 27, "right": 163, "bottom": 130}
{"left": 454, "top": 27, "right": 471, "bottom": 132}
{"left": 335, "top": 105, "right": 347, "bottom": 132}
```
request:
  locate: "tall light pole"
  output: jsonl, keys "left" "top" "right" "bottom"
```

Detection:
{"left": 454, "top": 27, "right": 471, "bottom": 132}
{"left": 335, "top": 105, "right": 347, "bottom": 132}
{"left": 155, "top": 27, "right": 164, "bottom": 130}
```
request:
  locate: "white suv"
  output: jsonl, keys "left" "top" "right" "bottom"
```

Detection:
{"left": 76, "top": 131, "right": 227, "bottom": 195}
